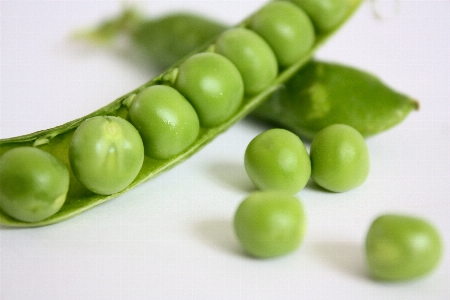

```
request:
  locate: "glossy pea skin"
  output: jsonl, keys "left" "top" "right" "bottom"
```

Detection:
{"left": 69, "top": 116, "right": 144, "bottom": 195}
{"left": 0, "top": 147, "right": 69, "bottom": 222}
{"left": 290, "top": 0, "right": 360, "bottom": 33}
{"left": 310, "top": 124, "right": 369, "bottom": 192}
{"left": 244, "top": 128, "right": 311, "bottom": 194}
{"left": 234, "top": 191, "right": 306, "bottom": 258}
{"left": 365, "top": 214, "right": 443, "bottom": 281}
{"left": 248, "top": 1, "right": 315, "bottom": 67}
{"left": 215, "top": 27, "right": 278, "bottom": 95}
{"left": 128, "top": 85, "right": 200, "bottom": 159}
{"left": 174, "top": 52, "right": 244, "bottom": 128}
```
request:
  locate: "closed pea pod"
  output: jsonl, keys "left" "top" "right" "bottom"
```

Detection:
{"left": 248, "top": 1, "right": 315, "bottom": 67}
{"left": 0, "top": 147, "right": 69, "bottom": 223}
{"left": 174, "top": 52, "right": 244, "bottom": 128}
{"left": 128, "top": 85, "right": 200, "bottom": 160}
{"left": 69, "top": 116, "right": 144, "bottom": 195}
{"left": 215, "top": 27, "right": 278, "bottom": 95}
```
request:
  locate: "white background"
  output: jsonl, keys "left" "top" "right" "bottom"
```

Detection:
{"left": 1, "top": 0, "right": 449, "bottom": 299}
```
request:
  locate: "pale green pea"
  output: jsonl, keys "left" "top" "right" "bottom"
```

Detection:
{"left": 215, "top": 27, "right": 278, "bottom": 95}
{"left": 128, "top": 85, "right": 200, "bottom": 159}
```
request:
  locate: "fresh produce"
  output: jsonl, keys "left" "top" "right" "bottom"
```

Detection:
{"left": 233, "top": 191, "right": 307, "bottom": 258}
{"left": 0, "top": 0, "right": 362, "bottom": 226}
{"left": 244, "top": 128, "right": 311, "bottom": 194}
{"left": 310, "top": 124, "right": 370, "bottom": 192}
{"left": 365, "top": 214, "right": 443, "bottom": 281}
{"left": 78, "top": 5, "right": 418, "bottom": 139}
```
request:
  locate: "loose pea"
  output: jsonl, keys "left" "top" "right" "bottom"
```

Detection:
{"left": 244, "top": 128, "right": 311, "bottom": 194}
{"left": 128, "top": 85, "right": 200, "bottom": 159}
{"left": 365, "top": 214, "right": 443, "bottom": 281}
{"left": 234, "top": 191, "right": 307, "bottom": 258}
{"left": 69, "top": 116, "right": 144, "bottom": 195}
{"left": 215, "top": 27, "right": 278, "bottom": 95}
{"left": 0, "top": 147, "right": 69, "bottom": 222}
{"left": 248, "top": 1, "right": 315, "bottom": 67}
{"left": 174, "top": 52, "right": 244, "bottom": 128}
{"left": 310, "top": 124, "right": 369, "bottom": 192}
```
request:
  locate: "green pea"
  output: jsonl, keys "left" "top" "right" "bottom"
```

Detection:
{"left": 69, "top": 116, "right": 144, "bottom": 195}
{"left": 248, "top": 1, "right": 315, "bottom": 67}
{"left": 0, "top": 147, "right": 69, "bottom": 222}
{"left": 365, "top": 214, "right": 443, "bottom": 281}
{"left": 215, "top": 27, "right": 278, "bottom": 95}
{"left": 244, "top": 128, "right": 311, "bottom": 194}
{"left": 234, "top": 191, "right": 307, "bottom": 258}
{"left": 128, "top": 85, "right": 200, "bottom": 159}
{"left": 310, "top": 124, "right": 369, "bottom": 192}
{"left": 174, "top": 52, "right": 244, "bottom": 128}
{"left": 289, "top": 0, "right": 360, "bottom": 33}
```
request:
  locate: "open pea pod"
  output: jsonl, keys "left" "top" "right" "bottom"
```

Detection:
{"left": 0, "top": 0, "right": 362, "bottom": 227}
{"left": 78, "top": 2, "right": 418, "bottom": 139}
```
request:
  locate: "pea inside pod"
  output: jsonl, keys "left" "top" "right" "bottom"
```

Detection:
{"left": 0, "top": 0, "right": 363, "bottom": 227}
{"left": 77, "top": 8, "right": 418, "bottom": 140}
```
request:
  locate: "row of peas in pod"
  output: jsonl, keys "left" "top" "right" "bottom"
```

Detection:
{"left": 0, "top": 1, "right": 317, "bottom": 223}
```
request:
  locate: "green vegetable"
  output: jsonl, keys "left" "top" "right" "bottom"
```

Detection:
{"left": 244, "top": 128, "right": 311, "bottom": 194}
{"left": 0, "top": 0, "right": 362, "bottom": 227}
{"left": 0, "top": 147, "right": 69, "bottom": 223}
{"left": 365, "top": 214, "right": 443, "bottom": 281}
{"left": 215, "top": 27, "right": 278, "bottom": 95}
{"left": 248, "top": 1, "right": 315, "bottom": 67}
{"left": 252, "top": 60, "right": 419, "bottom": 140}
{"left": 69, "top": 116, "right": 145, "bottom": 195}
{"left": 310, "top": 124, "right": 370, "bottom": 192}
{"left": 78, "top": 6, "right": 418, "bottom": 140}
{"left": 233, "top": 191, "right": 307, "bottom": 258}
{"left": 128, "top": 85, "right": 200, "bottom": 159}
{"left": 174, "top": 52, "right": 244, "bottom": 128}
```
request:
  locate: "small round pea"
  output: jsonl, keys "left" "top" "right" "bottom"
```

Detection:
{"left": 69, "top": 116, "right": 144, "bottom": 195}
{"left": 248, "top": 1, "right": 315, "bottom": 67}
{"left": 234, "top": 191, "right": 307, "bottom": 258}
{"left": 174, "top": 52, "right": 244, "bottom": 128}
{"left": 0, "top": 147, "right": 69, "bottom": 222}
{"left": 215, "top": 27, "right": 278, "bottom": 95}
{"left": 310, "top": 124, "right": 369, "bottom": 192}
{"left": 128, "top": 85, "right": 200, "bottom": 159}
{"left": 244, "top": 128, "right": 311, "bottom": 194}
{"left": 365, "top": 214, "right": 443, "bottom": 281}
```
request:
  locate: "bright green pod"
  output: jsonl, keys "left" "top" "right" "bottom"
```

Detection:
{"left": 248, "top": 1, "right": 315, "bottom": 67}
{"left": 215, "top": 27, "right": 278, "bottom": 95}
{"left": 252, "top": 61, "right": 419, "bottom": 140}
{"left": 310, "top": 124, "right": 369, "bottom": 192}
{"left": 365, "top": 214, "right": 443, "bottom": 281}
{"left": 234, "top": 191, "right": 307, "bottom": 258}
{"left": 128, "top": 85, "right": 200, "bottom": 159}
{"left": 174, "top": 52, "right": 244, "bottom": 128}
{"left": 1, "top": 0, "right": 363, "bottom": 227}
{"left": 244, "top": 128, "right": 311, "bottom": 194}
{"left": 0, "top": 147, "right": 69, "bottom": 223}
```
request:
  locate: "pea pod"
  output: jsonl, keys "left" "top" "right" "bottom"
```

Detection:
{"left": 252, "top": 60, "right": 419, "bottom": 139}
{"left": 0, "top": 0, "right": 362, "bottom": 227}
{"left": 78, "top": 4, "right": 418, "bottom": 139}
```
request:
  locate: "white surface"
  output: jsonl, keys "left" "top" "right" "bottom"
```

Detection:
{"left": 1, "top": 0, "right": 449, "bottom": 299}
